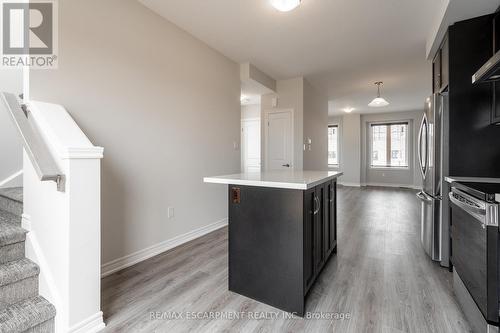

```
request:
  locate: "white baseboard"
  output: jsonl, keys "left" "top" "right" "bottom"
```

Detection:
{"left": 101, "top": 218, "right": 228, "bottom": 278}
{"left": 0, "top": 170, "right": 23, "bottom": 188}
{"left": 363, "top": 182, "right": 420, "bottom": 190}
{"left": 68, "top": 311, "right": 105, "bottom": 333}
{"left": 338, "top": 182, "right": 361, "bottom": 187}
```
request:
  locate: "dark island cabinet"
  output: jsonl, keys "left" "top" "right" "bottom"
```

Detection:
{"left": 304, "top": 180, "right": 337, "bottom": 295}
{"left": 228, "top": 178, "right": 338, "bottom": 316}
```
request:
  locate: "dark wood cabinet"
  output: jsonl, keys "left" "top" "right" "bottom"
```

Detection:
{"left": 228, "top": 178, "right": 338, "bottom": 316}
{"left": 303, "top": 188, "right": 315, "bottom": 290}
{"left": 441, "top": 36, "right": 449, "bottom": 91}
{"left": 304, "top": 180, "right": 337, "bottom": 295}
{"left": 314, "top": 185, "right": 326, "bottom": 272}
{"left": 325, "top": 180, "right": 337, "bottom": 256}
{"left": 433, "top": 35, "right": 449, "bottom": 93}
{"left": 493, "top": 83, "right": 500, "bottom": 124}
{"left": 433, "top": 49, "right": 442, "bottom": 93}
{"left": 492, "top": 13, "right": 500, "bottom": 125}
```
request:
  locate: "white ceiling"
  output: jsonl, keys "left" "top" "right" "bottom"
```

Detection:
{"left": 138, "top": 0, "right": 491, "bottom": 115}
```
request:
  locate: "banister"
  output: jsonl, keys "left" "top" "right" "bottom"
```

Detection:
{"left": 0, "top": 92, "right": 65, "bottom": 192}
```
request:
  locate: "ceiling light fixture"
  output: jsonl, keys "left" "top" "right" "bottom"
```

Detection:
{"left": 343, "top": 107, "right": 355, "bottom": 113}
{"left": 270, "top": 0, "right": 301, "bottom": 12}
{"left": 368, "top": 81, "right": 390, "bottom": 107}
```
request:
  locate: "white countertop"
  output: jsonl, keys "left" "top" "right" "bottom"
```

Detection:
{"left": 445, "top": 176, "right": 500, "bottom": 184}
{"left": 204, "top": 171, "right": 343, "bottom": 190}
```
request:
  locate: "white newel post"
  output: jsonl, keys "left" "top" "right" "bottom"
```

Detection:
{"left": 22, "top": 100, "right": 105, "bottom": 333}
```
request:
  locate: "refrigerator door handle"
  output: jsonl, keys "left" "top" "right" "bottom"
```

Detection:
{"left": 418, "top": 114, "right": 427, "bottom": 179}
{"left": 417, "top": 191, "right": 433, "bottom": 202}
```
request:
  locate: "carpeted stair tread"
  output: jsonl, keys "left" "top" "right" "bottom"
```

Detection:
{"left": 0, "top": 296, "right": 55, "bottom": 333}
{"left": 0, "top": 188, "right": 23, "bottom": 204}
{"left": 0, "top": 210, "right": 21, "bottom": 226}
{"left": 0, "top": 220, "right": 26, "bottom": 247}
{"left": 0, "top": 188, "right": 23, "bottom": 217}
{"left": 0, "top": 259, "right": 39, "bottom": 287}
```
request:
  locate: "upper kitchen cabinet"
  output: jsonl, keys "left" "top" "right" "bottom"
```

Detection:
{"left": 445, "top": 14, "right": 500, "bottom": 177}
{"left": 493, "top": 12, "right": 500, "bottom": 124}
{"left": 433, "top": 35, "right": 449, "bottom": 93}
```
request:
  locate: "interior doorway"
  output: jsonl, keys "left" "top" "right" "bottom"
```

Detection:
{"left": 264, "top": 109, "right": 294, "bottom": 170}
{"left": 241, "top": 118, "right": 261, "bottom": 172}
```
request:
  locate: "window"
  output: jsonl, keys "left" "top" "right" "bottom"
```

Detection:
{"left": 328, "top": 125, "right": 339, "bottom": 166}
{"left": 370, "top": 122, "right": 408, "bottom": 168}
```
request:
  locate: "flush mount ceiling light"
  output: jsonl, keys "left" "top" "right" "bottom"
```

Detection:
{"left": 343, "top": 107, "right": 355, "bottom": 113}
{"left": 368, "top": 81, "right": 390, "bottom": 108}
{"left": 270, "top": 0, "right": 301, "bottom": 12}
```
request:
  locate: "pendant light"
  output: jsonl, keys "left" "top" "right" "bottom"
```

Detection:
{"left": 270, "top": 0, "right": 301, "bottom": 12}
{"left": 368, "top": 81, "right": 390, "bottom": 107}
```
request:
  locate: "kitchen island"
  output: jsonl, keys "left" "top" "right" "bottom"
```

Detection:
{"left": 204, "top": 171, "right": 343, "bottom": 316}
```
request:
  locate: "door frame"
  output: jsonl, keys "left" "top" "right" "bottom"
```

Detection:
{"left": 241, "top": 117, "right": 261, "bottom": 172}
{"left": 263, "top": 108, "right": 294, "bottom": 171}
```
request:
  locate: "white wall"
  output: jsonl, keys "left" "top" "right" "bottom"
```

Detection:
{"left": 329, "top": 110, "right": 423, "bottom": 188}
{"left": 30, "top": 0, "right": 240, "bottom": 268}
{"left": 241, "top": 104, "right": 261, "bottom": 119}
{"left": 303, "top": 79, "right": 328, "bottom": 170}
{"left": 0, "top": 68, "right": 23, "bottom": 187}
{"left": 261, "top": 77, "right": 304, "bottom": 169}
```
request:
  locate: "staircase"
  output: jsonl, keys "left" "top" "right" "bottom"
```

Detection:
{"left": 0, "top": 187, "right": 56, "bottom": 333}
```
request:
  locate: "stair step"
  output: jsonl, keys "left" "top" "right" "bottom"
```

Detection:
{"left": 0, "top": 210, "right": 21, "bottom": 226}
{"left": 0, "top": 215, "right": 26, "bottom": 265}
{"left": 0, "top": 242, "right": 25, "bottom": 266}
{"left": 0, "top": 188, "right": 23, "bottom": 217}
{"left": 0, "top": 259, "right": 39, "bottom": 310}
{"left": 0, "top": 296, "right": 56, "bottom": 333}
{"left": 0, "top": 220, "right": 26, "bottom": 247}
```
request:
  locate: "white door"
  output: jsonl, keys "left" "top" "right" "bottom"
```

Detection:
{"left": 265, "top": 110, "right": 293, "bottom": 170}
{"left": 241, "top": 119, "right": 261, "bottom": 172}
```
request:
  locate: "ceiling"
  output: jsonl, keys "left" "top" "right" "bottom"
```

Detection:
{"left": 138, "top": 0, "right": 491, "bottom": 115}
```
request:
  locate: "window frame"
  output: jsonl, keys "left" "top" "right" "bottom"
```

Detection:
{"left": 369, "top": 121, "right": 410, "bottom": 170}
{"left": 328, "top": 124, "right": 340, "bottom": 168}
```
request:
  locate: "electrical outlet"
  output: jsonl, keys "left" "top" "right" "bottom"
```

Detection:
{"left": 167, "top": 207, "right": 174, "bottom": 219}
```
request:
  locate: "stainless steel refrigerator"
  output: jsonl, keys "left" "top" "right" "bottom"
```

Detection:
{"left": 417, "top": 93, "right": 447, "bottom": 262}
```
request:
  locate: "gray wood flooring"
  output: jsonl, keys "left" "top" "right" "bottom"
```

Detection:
{"left": 101, "top": 186, "right": 471, "bottom": 333}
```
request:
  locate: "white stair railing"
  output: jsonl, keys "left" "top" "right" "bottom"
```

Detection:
{"left": 1, "top": 92, "right": 105, "bottom": 333}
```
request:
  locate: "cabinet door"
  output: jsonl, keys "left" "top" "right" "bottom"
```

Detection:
{"left": 327, "top": 180, "right": 337, "bottom": 254}
{"left": 314, "top": 186, "right": 325, "bottom": 272}
{"left": 303, "top": 188, "right": 315, "bottom": 290}
{"left": 493, "top": 82, "right": 500, "bottom": 124}
{"left": 441, "top": 37, "right": 449, "bottom": 91}
{"left": 322, "top": 182, "right": 330, "bottom": 256}
{"left": 432, "top": 49, "right": 442, "bottom": 93}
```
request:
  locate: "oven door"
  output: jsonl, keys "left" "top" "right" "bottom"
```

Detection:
{"left": 450, "top": 187, "right": 499, "bottom": 325}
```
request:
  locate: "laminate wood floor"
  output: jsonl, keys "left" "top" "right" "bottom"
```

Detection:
{"left": 101, "top": 186, "right": 471, "bottom": 333}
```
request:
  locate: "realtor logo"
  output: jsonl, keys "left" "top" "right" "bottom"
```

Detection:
{"left": 1, "top": 0, "right": 58, "bottom": 68}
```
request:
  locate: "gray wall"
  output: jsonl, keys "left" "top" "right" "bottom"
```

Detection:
{"left": 261, "top": 77, "right": 328, "bottom": 171}
{"left": 329, "top": 110, "right": 423, "bottom": 188}
{"left": 303, "top": 79, "right": 328, "bottom": 170}
{"left": 261, "top": 77, "right": 304, "bottom": 169}
{"left": 0, "top": 68, "right": 23, "bottom": 187}
{"left": 30, "top": 0, "right": 241, "bottom": 265}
